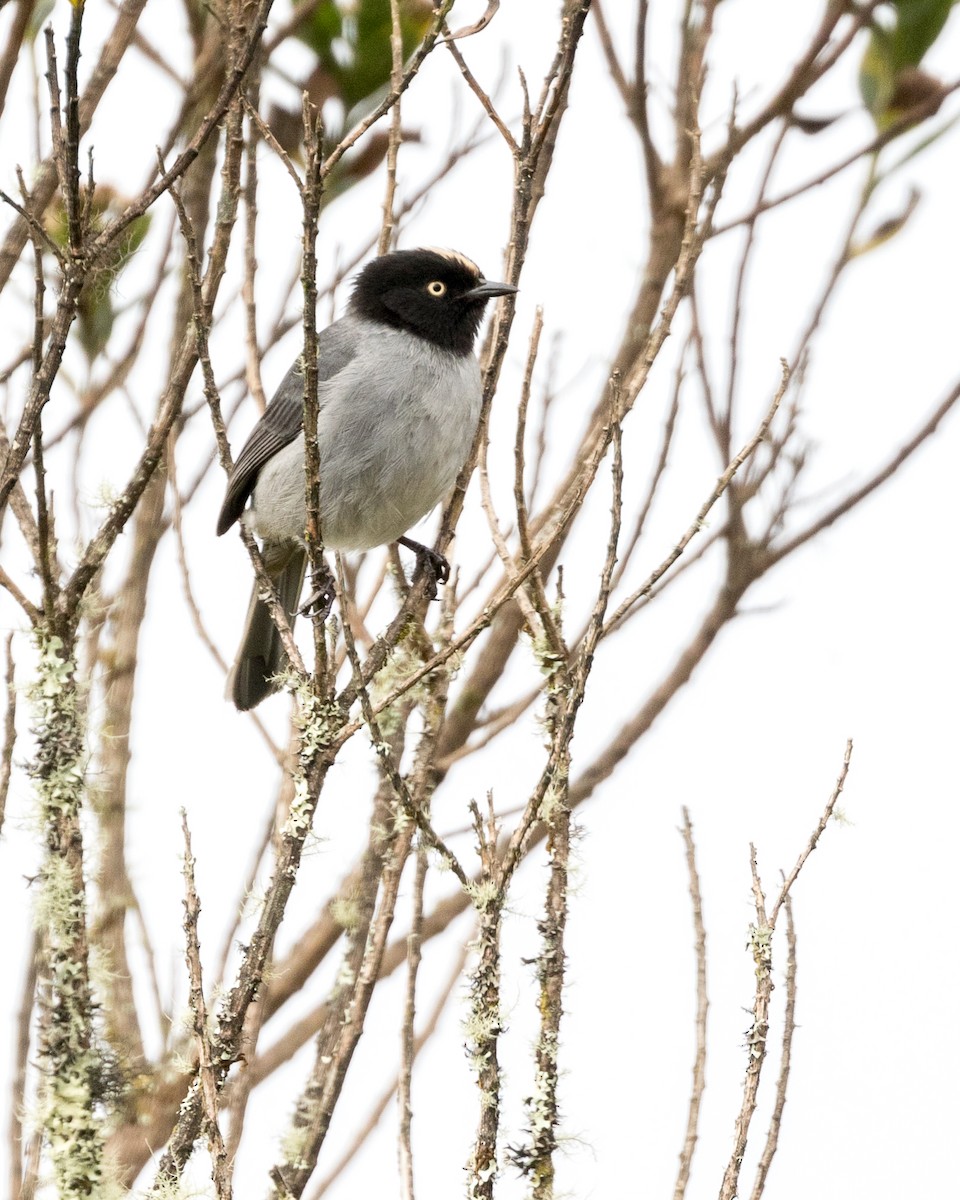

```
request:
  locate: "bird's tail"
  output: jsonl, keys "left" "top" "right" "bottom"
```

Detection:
{"left": 227, "top": 547, "right": 307, "bottom": 711}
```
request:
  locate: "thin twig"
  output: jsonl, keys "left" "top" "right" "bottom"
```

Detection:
{"left": 307, "top": 942, "right": 470, "bottom": 1199}
{"left": 300, "top": 100, "right": 331, "bottom": 692}
{"left": 0, "top": 632, "right": 17, "bottom": 838}
{"left": 769, "top": 739, "right": 852, "bottom": 927}
{"left": 378, "top": 0, "right": 404, "bottom": 254}
{"left": 242, "top": 86, "right": 268, "bottom": 412}
{"left": 398, "top": 845, "right": 428, "bottom": 1200}
{"left": 180, "top": 812, "right": 232, "bottom": 1198}
{"left": 750, "top": 892, "right": 797, "bottom": 1200}
{"left": 443, "top": 29, "right": 518, "bottom": 152}
{"left": 674, "top": 808, "right": 708, "bottom": 1200}
{"left": 337, "top": 558, "right": 468, "bottom": 889}
{"left": 719, "top": 846, "right": 773, "bottom": 1200}
{"left": 8, "top": 931, "right": 38, "bottom": 1200}
{"left": 602, "top": 363, "right": 789, "bottom": 638}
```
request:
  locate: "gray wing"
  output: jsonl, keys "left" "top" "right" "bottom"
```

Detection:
{"left": 216, "top": 316, "right": 361, "bottom": 535}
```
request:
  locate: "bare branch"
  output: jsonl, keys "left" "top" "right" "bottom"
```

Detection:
{"left": 378, "top": 0, "right": 404, "bottom": 254}
{"left": 770, "top": 740, "right": 853, "bottom": 927}
{"left": 443, "top": 29, "right": 518, "bottom": 153}
{"left": 180, "top": 812, "right": 232, "bottom": 1199}
{"left": 770, "top": 384, "right": 960, "bottom": 564}
{"left": 0, "top": 632, "right": 15, "bottom": 836}
{"left": 674, "top": 808, "right": 708, "bottom": 1200}
{"left": 398, "top": 846, "right": 428, "bottom": 1200}
{"left": 307, "top": 944, "right": 470, "bottom": 1199}
{"left": 750, "top": 893, "right": 798, "bottom": 1200}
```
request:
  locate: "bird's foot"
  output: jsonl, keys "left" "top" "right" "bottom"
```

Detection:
{"left": 398, "top": 536, "right": 450, "bottom": 600}
{"left": 297, "top": 562, "right": 336, "bottom": 621}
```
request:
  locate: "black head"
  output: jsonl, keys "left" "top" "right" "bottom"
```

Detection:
{"left": 349, "top": 248, "right": 517, "bottom": 355}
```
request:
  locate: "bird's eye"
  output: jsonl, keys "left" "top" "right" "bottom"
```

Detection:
{"left": 426, "top": 280, "right": 447, "bottom": 297}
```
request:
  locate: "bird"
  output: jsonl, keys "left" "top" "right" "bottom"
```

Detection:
{"left": 217, "top": 247, "right": 517, "bottom": 711}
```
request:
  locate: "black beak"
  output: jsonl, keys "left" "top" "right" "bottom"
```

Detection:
{"left": 460, "top": 279, "right": 518, "bottom": 302}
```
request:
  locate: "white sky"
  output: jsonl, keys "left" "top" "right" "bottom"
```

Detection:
{"left": 1, "top": 2, "right": 959, "bottom": 1197}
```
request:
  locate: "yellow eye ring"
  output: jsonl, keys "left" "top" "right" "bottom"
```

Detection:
{"left": 426, "top": 280, "right": 447, "bottom": 297}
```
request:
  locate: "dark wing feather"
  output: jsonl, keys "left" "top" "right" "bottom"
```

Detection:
{"left": 216, "top": 318, "right": 361, "bottom": 535}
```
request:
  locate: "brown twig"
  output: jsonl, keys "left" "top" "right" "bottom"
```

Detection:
{"left": 719, "top": 846, "right": 774, "bottom": 1200}
{"left": 442, "top": 27, "right": 518, "bottom": 152}
{"left": 337, "top": 557, "right": 468, "bottom": 889}
{"left": 398, "top": 845, "right": 428, "bottom": 1200}
{"left": 306, "top": 943, "right": 470, "bottom": 1199}
{"left": 269, "top": 809, "right": 414, "bottom": 1196}
{"left": 378, "top": 0, "right": 404, "bottom": 254}
{"left": 180, "top": 811, "right": 232, "bottom": 1199}
{"left": 721, "top": 740, "right": 852, "bottom": 1200}
{"left": 769, "top": 381, "right": 960, "bottom": 565}
{"left": 300, "top": 100, "right": 331, "bottom": 693}
{"left": 242, "top": 84, "right": 268, "bottom": 412}
{"left": 674, "top": 808, "right": 708, "bottom": 1200}
{"left": 750, "top": 892, "right": 797, "bottom": 1200}
{"left": 465, "top": 796, "right": 504, "bottom": 1200}
{"left": 7, "top": 930, "right": 38, "bottom": 1200}
{"left": 602, "top": 363, "right": 789, "bottom": 638}
{"left": 0, "top": 632, "right": 15, "bottom": 836}
{"left": 769, "top": 739, "right": 852, "bottom": 927}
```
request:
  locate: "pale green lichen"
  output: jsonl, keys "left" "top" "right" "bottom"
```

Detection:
{"left": 90, "top": 480, "right": 120, "bottom": 510}
{"left": 280, "top": 684, "right": 343, "bottom": 842}
{"left": 329, "top": 896, "right": 362, "bottom": 933}
{"left": 278, "top": 1096, "right": 319, "bottom": 1173}
{"left": 465, "top": 879, "right": 499, "bottom": 912}
{"left": 747, "top": 922, "right": 773, "bottom": 974}
{"left": 28, "top": 628, "right": 118, "bottom": 1198}
{"left": 369, "top": 641, "right": 430, "bottom": 739}
{"left": 134, "top": 1177, "right": 211, "bottom": 1199}
{"left": 464, "top": 1003, "right": 502, "bottom": 1055}
{"left": 526, "top": 592, "right": 567, "bottom": 691}
{"left": 537, "top": 774, "right": 569, "bottom": 827}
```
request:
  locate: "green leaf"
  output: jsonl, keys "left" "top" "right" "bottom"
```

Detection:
{"left": 859, "top": 0, "right": 955, "bottom": 127}
{"left": 294, "top": 0, "right": 434, "bottom": 115}
{"left": 77, "top": 285, "right": 116, "bottom": 362}
{"left": 27, "top": 0, "right": 57, "bottom": 39}
{"left": 885, "top": 0, "right": 955, "bottom": 71}
{"left": 45, "top": 190, "right": 152, "bottom": 362}
{"left": 847, "top": 187, "right": 920, "bottom": 258}
{"left": 859, "top": 28, "right": 896, "bottom": 117}
{"left": 292, "top": 0, "right": 344, "bottom": 64}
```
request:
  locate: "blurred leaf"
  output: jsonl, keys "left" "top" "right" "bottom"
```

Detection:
{"left": 27, "top": 0, "right": 57, "bottom": 41}
{"left": 790, "top": 110, "right": 844, "bottom": 135}
{"left": 859, "top": 0, "right": 956, "bottom": 127}
{"left": 293, "top": 0, "right": 344, "bottom": 64}
{"left": 320, "top": 127, "right": 422, "bottom": 203}
{"left": 77, "top": 283, "right": 116, "bottom": 360}
{"left": 885, "top": 0, "right": 954, "bottom": 70}
{"left": 448, "top": 0, "right": 499, "bottom": 41}
{"left": 847, "top": 186, "right": 920, "bottom": 258}
{"left": 268, "top": 0, "right": 435, "bottom": 183}
{"left": 859, "top": 29, "right": 895, "bottom": 118}
{"left": 293, "top": 0, "right": 434, "bottom": 114}
{"left": 45, "top": 188, "right": 152, "bottom": 362}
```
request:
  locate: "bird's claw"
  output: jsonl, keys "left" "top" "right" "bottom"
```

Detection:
{"left": 297, "top": 566, "right": 336, "bottom": 620}
{"left": 398, "top": 536, "right": 450, "bottom": 600}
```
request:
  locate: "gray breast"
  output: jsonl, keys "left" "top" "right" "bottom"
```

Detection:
{"left": 251, "top": 324, "right": 482, "bottom": 551}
